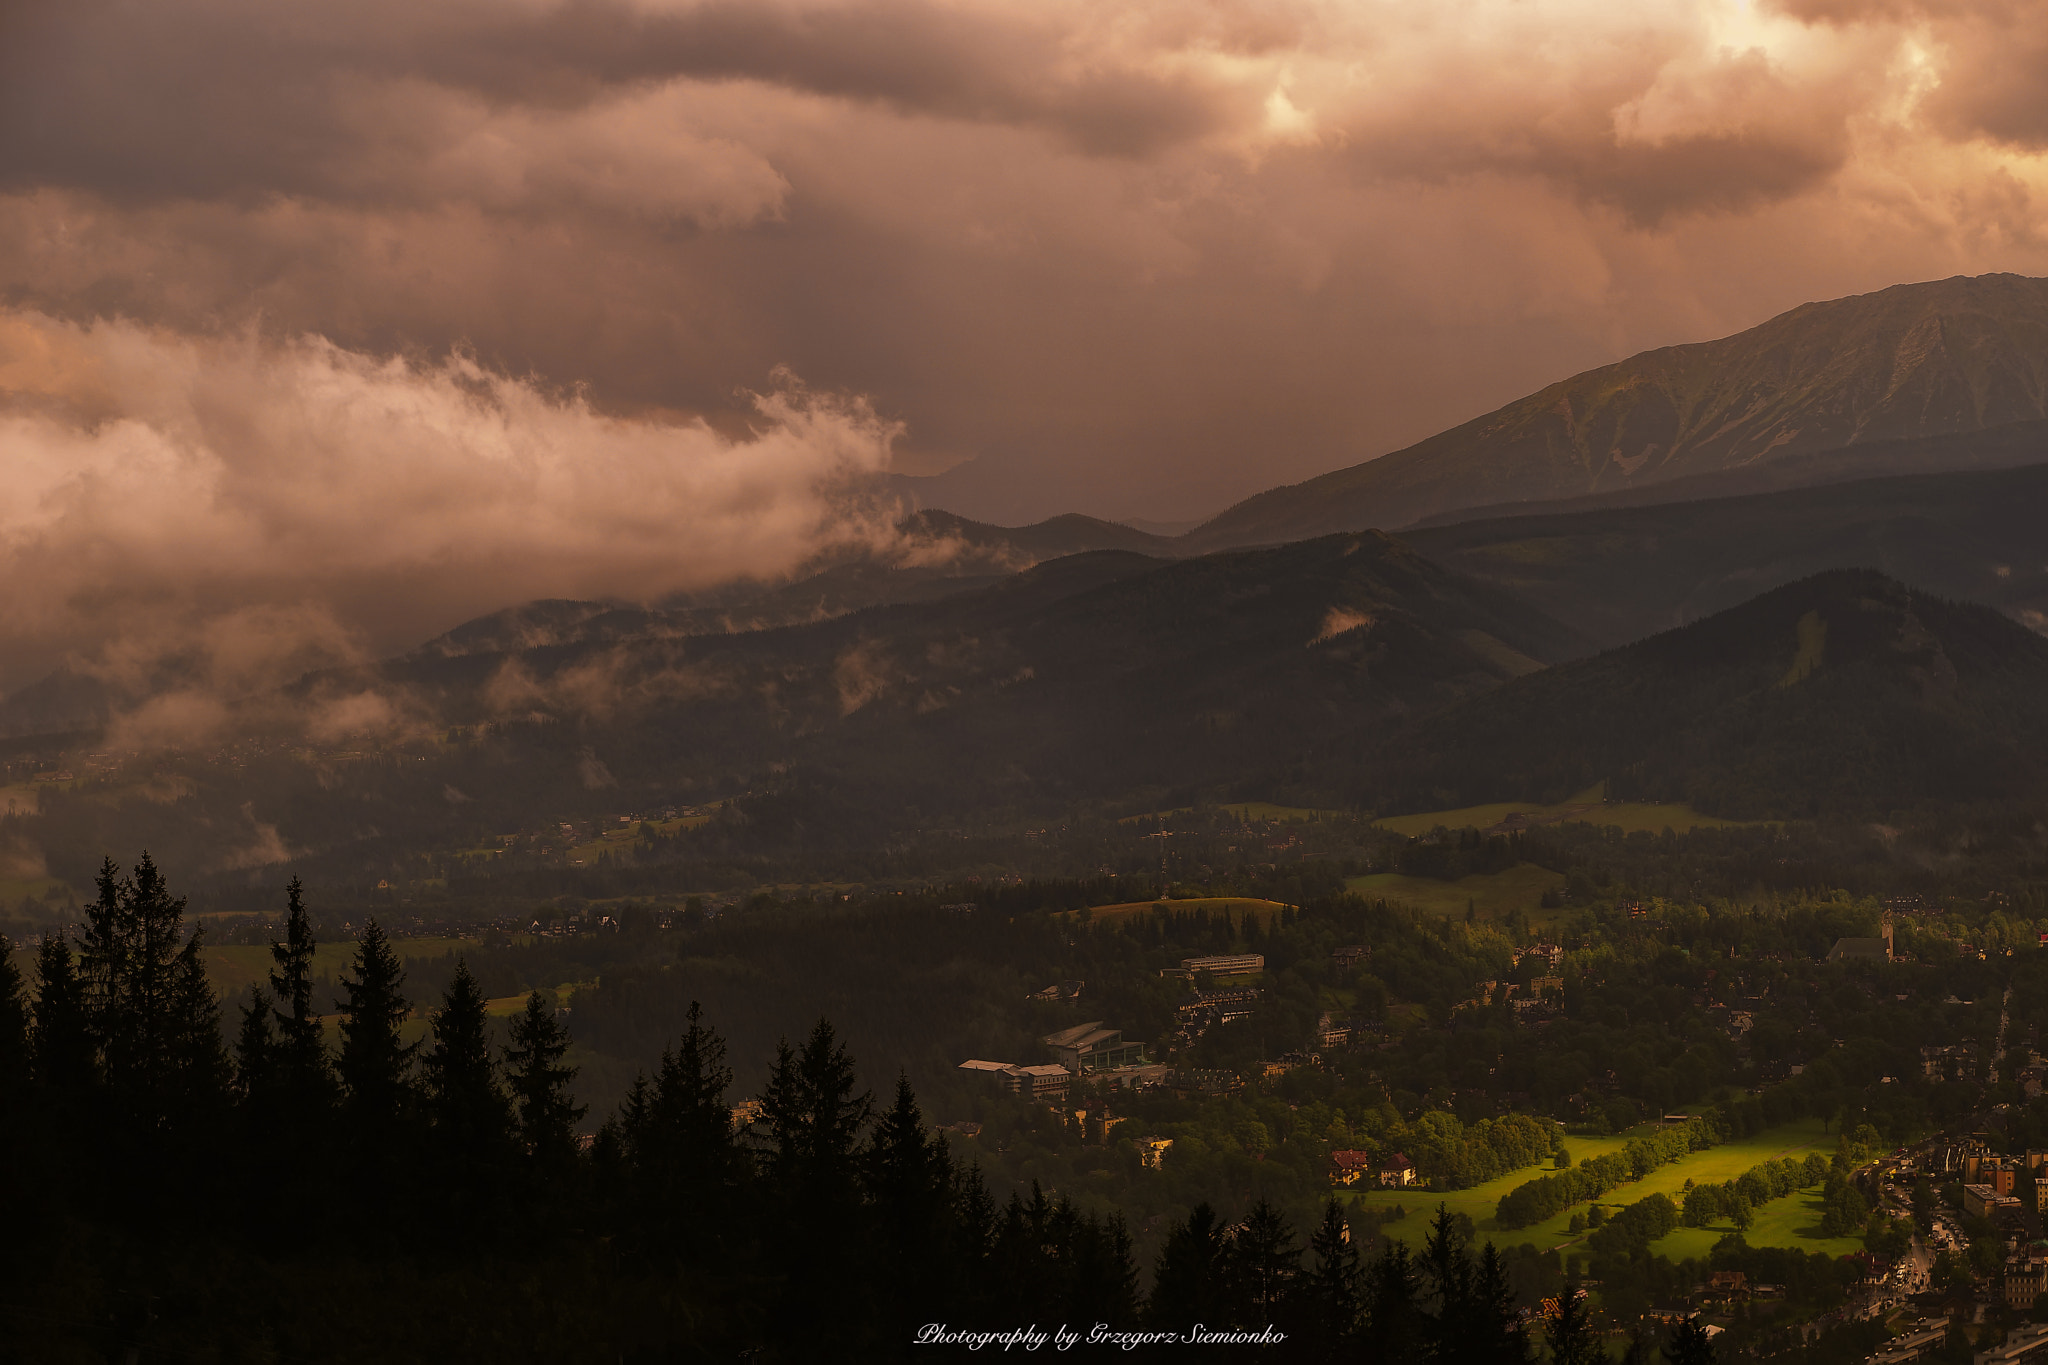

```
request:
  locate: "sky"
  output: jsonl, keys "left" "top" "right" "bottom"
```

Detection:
{"left": 6, "top": 0, "right": 2048, "bottom": 704}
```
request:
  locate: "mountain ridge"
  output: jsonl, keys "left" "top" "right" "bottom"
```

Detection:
{"left": 1182, "top": 273, "right": 2048, "bottom": 548}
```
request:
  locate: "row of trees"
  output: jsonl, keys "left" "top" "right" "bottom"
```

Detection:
{"left": 1679, "top": 1153, "right": 1831, "bottom": 1232}
{"left": 1497, "top": 1116, "right": 1722, "bottom": 1229}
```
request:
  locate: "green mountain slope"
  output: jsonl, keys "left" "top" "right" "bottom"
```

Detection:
{"left": 1355, "top": 570, "right": 2048, "bottom": 820}
{"left": 1187, "top": 273, "right": 2048, "bottom": 548}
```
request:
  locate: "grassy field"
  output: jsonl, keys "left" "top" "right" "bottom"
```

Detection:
{"left": 1375, "top": 799, "right": 1752, "bottom": 839}
{"left": 1344, "top": 864, "right": 1566, "bottom": 920}
{"left": 1067, "top": 897, "right": 1292, "bottom": 927}
{"left": 201, "top": 937, "right": 471, "bottom": 1000}
{"left": 1652, "top": 1184, "right": 1865, "bottom": 1262}
{"left": 1348, "top": 1119, "right": 1844, "bottom": 1258}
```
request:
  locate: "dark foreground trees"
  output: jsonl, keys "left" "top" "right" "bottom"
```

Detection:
{"left": 0, "top": 857, "right": 1552, "bottom": 1361}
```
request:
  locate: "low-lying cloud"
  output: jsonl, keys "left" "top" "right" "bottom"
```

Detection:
{"left": 0, "top": 309, "right": 903, "bottom": 718}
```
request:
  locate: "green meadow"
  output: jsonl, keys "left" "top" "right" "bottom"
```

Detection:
{"left": 1344, "top": 864, "right": 1566, "bottom": 920}
{"left": 1347, "top": 1119, "right": 1853, "bottom": 1259}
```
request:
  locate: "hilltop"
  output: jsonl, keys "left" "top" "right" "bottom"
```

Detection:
{"left": 1353, "top": 569, "right": 2048, "bottom": 820}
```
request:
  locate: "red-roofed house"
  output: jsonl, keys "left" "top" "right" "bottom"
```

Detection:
{"left": 1330, "top": 1150, "right": 1375, "bottom": 1186}
{"left": 1377, "top": 1153, "right": 1419, "bottom": 1188}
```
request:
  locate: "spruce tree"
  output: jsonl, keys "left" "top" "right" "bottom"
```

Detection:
{"left": 335, "top": 918, "right": 418, "bottom": 1142}
{"left": 80, "top": 855, "right": 191, "bottom": 1116}
{"left": 424, "top": 961, "right": 507, "bottom": 1154}
{"left": 757, "top": 1017, "right": 870, "bottom": 1342}
{"left": 758, "top": 1017, "right": 869, "bottom": 1201}
{"left": 424, "top": 961, "right": 512, "bottom": 1229}
{"left": 270, "top": 876, "right": 333, "bottom": 1117}
{"left": 30, "top": 935, "right": 92, "bottom": 1097}
{"left": 1420, "top": 1203, "right": 1475, "bottom": 1360}
{"left": 1069, "top": 1212, "right": 1139, "bottom": 1326}
{"left": 0, "top": 940, "right": 28, "bottom": 1129}
{"left": 1149, "top": 1203, "right": 1227, "bottom": 1328}
{"left": 1300, "top": 1201, "right": 1362, "bottom": 1357}
{"left": 504, "top": 990, "right": 583, "bottom": 1169}
{"left": 862, "top": 1074, "right": 957, "bottom": 1331}
{"left": 635, "top": 999, "right": 742, "bottom": 1240}
{"left": 164, "top": 928, "right": 231, "bottom": 1135}
{"left": 1662, "top": 1314, "right": 1716, "bottom": 1365}
{"left": 1365, "top": 1238, "right": 1424, "bottom": 1361}
{"left": 234, "top": 984, "right": 278, "bottom": 1104}
{"left": 1471, "top": 1241, "right": 1531, "bottom": 1363}
{"left": 951, "top": 1164, "right": 1001, "bottom": 1316}
{"left": 1545, "top": 1283, "right": 1602, "bottom": 1365}
{"left": 1228, "top": 1199, "right": 1300, "bottom": 1321}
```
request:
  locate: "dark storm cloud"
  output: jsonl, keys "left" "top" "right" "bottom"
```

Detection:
{"left": 4, "top": 0, "right": 2048, "bottom": 732}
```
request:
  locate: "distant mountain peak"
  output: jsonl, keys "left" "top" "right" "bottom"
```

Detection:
{"left": 1186, "top": 272, "right": 2048, "bottom": 549}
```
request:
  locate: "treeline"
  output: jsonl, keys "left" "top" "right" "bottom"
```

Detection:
{"left": 1679, "top": 1153, "right": 1832, "bottom": 1231}
{"left": 0, "top": 855, "right": 1551, "bottom": 1361}
{"left": 1496, "top": 1115, "right": 1721, "bottom": 1229}
{"left": 1405, "top": 1111, "right": 1556, "bottom": 1190}
{"left": 1583, "top": 1193, "right": 1679, "bottom": 1260}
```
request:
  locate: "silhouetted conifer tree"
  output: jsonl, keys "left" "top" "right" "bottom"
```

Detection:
{"left": 1662, "top": 1314, "right": 1715, "bottom": 1365}
{"left": 758, "top": 1017, "right": 870, "bottom": 1341}
{"left": 1299, "top": 1201, "right": 1362, "bottom": 1358}
{"left": 1150, "top": 1203, "right": 1227, "bottom": 1328}
{"left": 424, "top": 961, "right": 512, "bottom": 1231}
{"left": 1546, "top": 1283, "right": 1601, "bottom": 1365}
{"left": 1471, "top": 1241, "right": 1531, "bottom": 1364}
{"left": 166, "top": 927, "right": 231, "bottom": 1131}
{"left": 1068, "top": 1211, "right": 1139, "bottom": 1327}
{"left": 629, "top": 999, "right": 742, "bottom": 1251}
{"left": 990, "top": 1182, "right": 1064, "bottom": 1319}
{"left": 864, "top": 1073, "right": 953, "bottom": 1304}
{"left": 235, "top": 985, "right": 277, "bottom": 1104}
{"left": 30, "top": 935, "right": 92, "bottom": 1097}
{"left": 0, "top": 940, "right": 27, "bottom": 1127}
{"left": 425, "top": 962, "right": 505, "bottom": 1145}
{"left": 1228, "top": 1198, "right": 1300, "bottom": 1323}
{"left": 270, "top": 877, "right": 334, "bottom": 1119}
{"left": 950, "top": 1164, "right": 1001, "bottom": 1316}
{"left": 335, "top": 917, "right": 418, "bottom": 1222}
{"left": 759, "top": 1017, "right": 869, "bottom": 1200}
{"left": 504, "top": 990, "right": 582, "bottom": 1170}
{"left": 1420, "top": 1203, "right": 1475, "bottom": 1358}
{"left": 1365, "top": 1237, "right": 1424, "bottom": 1360}
{"left": 80, "top": 855, "right": 188, "bottom": 1119}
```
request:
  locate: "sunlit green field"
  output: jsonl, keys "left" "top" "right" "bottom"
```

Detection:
{"left": 1347, "top": 1119, "right": 1844, "bottom": 1257}
{"left": 1652, "top": 1182, "right": 1866, "bottom": 1262}
{"left": 1345, "top": 864, "right": 1566, "bottom": 920}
